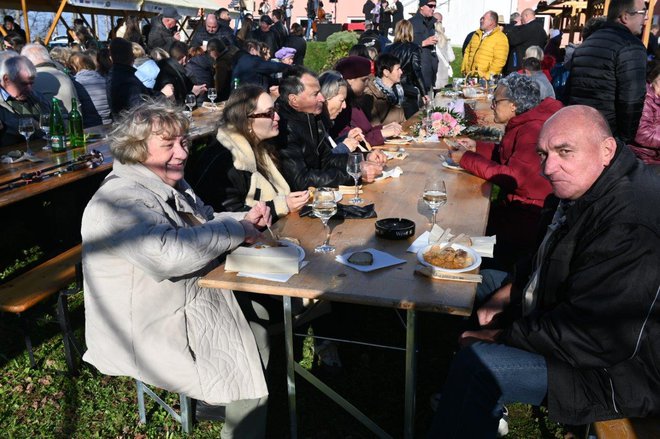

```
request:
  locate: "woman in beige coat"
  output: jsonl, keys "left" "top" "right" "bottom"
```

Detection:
{"left": 81, "top": 101, "right": 271, "bottom": 438}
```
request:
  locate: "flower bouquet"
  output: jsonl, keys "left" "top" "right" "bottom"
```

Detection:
{"left": 413, "top": 107, "right": 467, "bottom": 139}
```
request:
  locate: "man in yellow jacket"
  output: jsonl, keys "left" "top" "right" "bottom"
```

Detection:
{"left": 461, "top": 11, "right": 509, "bottom": 78}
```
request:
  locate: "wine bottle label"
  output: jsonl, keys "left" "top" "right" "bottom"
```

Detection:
{"left": 51, "top": 135, "right": 65, "bottom": 152}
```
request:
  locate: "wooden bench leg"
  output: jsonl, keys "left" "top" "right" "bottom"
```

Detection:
{"left": 56, "top": 291, "right": 82, "bottom": 376}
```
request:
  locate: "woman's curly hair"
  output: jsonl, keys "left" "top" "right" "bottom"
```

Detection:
{"left": 109, "top": 99, "right": 189, "bottom": 164}
{"left": 497, "top": 73, "right": 541, "bottom": 115}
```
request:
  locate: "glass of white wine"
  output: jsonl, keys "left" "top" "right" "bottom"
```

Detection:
{"left": 18, "top": 117, "right": 36, "bottom": 156}
{"left": 422, "top": 178, "right": 447, "bottom": 227}
{"left": 312, "top": 187, "right": 338, "bottom": 253}
{"left": 346, "top": 152, "right": 363, "bottom": 204}
{"left": 207, "top": 87, "right": 217, "bottom": 110}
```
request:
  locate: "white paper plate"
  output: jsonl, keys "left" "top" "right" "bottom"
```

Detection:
{"left": 336, "top": 248, "right": 407, "bottom": 272}
{"left": 253, "top": 240, "right": 305, "bottom": 262}
{"left": 442, "top": 161, "right": 464, "bottom": 171}
{"left": 417, "top": 243, "right": 481, "bottom": 273}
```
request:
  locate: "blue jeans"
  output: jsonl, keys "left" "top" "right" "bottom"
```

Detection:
{"left": 427, "top": 270, "right": 548, "bottom": 438}
{"left": 306, "top": 18, "right": 313, "bottom": 40}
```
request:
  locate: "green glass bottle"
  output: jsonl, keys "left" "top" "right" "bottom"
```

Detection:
{"left": 69, "top": 97, "right": 84, "bottom": 148}
{"left": 49, "top": 98, "right": 66, "bottom": 152}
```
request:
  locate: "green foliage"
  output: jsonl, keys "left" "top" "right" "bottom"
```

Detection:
{"left": 0, "top": 246, "right": 44, "bottom": 281}
{"left": 303, "top": 41, "right": 327, "bottom": 73}
{"left": 450, "top": 46, "right": 463, "bottom": 83}
{"left": 322, "top": 31, "right": 359, "bottom": 71}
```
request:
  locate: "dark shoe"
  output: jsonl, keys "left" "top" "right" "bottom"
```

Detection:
{"left": 195, "top": 400, "right": 226, "bottom": 422}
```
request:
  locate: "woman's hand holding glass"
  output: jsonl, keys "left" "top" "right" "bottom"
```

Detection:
{"left": 286, "top": 190, "right": 310, "bottom": 212}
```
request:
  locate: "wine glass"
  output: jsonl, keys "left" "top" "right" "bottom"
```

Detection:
{"left": 207, "top": 87, "right": 217, "bottom": 110}
{"left": 18, "top": 117, "right": 36, "bottom": 156}
{"left": 346, "top": 152, "right": 363, "bottom": 204}
{"left": 422, "top": 178, "right": 447, "bottom": 227}
{"left": 185, "top": 93, "right": 196, "bottom": 112}
{"left": 40, "top": 113, "right": 51, "bottom": 151}
{"left": 312, "top": 187, "right": 338, "bottom": 253}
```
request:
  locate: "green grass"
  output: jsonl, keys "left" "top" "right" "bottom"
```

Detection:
{"left": 0, "top": 292, "right": 567, "bottom": 438}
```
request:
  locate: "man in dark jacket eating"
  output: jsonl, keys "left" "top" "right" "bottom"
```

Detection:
{"left": 428, "top": 105, "right": 660, "bottom": 437}
{"left": 275, "top": 66, "right": 383, "bottom": 190}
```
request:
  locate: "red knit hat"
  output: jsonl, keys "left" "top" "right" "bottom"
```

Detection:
{"left": 334, "top": 56, "right": 372, "bottom": 79}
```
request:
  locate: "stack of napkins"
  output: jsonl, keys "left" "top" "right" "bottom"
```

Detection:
{"left": 226, "top": 246, "right": 299, "bottom": 274}
{"left": 407, "top": 225, "right": 496, "bottom": 258}
{"left": 374, "top": 166, "right": 403, "bottom": 181}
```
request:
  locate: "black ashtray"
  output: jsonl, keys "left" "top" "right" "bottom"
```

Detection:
{"left": 375, "top": 218, "right": 416, "bottom": 240}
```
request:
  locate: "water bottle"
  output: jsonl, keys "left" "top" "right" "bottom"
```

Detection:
{"left": 69, "top": 97, "right": 84, "bottom": 148}
{"left": 49, "top": 98, "right": 66, "bottom": 152}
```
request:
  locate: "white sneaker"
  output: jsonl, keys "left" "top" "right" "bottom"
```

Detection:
{"left": 497, "top": 406, "right": 509, "bottom": 437}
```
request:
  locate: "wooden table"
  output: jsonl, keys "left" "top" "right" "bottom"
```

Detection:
{"left": 0, "top": 108, "right": 221, "bottom": 209}
{"left": 200, "top": 149, "right": 491, "bottom": 438}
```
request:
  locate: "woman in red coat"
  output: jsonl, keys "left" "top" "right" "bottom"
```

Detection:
{"left": 450, "top": 73, "right": 563, "bottom": 269}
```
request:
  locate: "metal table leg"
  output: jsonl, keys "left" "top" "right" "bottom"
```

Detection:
{"left": 283, "top": 296, "right": 298, "bottom": 439}
{"left": 404, "top": 309, "right": 418, "bottom": 439}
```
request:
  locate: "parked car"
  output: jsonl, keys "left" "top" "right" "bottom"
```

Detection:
{"left": 48, "top": 35, "right": 69, "bottom": 48}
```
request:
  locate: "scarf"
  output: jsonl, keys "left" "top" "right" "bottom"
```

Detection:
{"left": 374, "top": 77, "right": 404, "bottom": 106}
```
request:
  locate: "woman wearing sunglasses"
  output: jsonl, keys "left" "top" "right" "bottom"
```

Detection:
{"left": 189, "top": 85, "right": 309, "bottom": 220}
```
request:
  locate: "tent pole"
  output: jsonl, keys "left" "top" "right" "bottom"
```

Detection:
{"left": 642, "top": 0, "right": 656, "bottom": 46}
{"left": 45, "top": 0, "right": 68, "bottom": 44}
{"left": 21, "top": 0, "right": 30, "bottom": 42}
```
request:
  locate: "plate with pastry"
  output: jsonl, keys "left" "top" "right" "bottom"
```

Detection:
{"left": 417, "top": 243, "right": 481, "bottom": 273}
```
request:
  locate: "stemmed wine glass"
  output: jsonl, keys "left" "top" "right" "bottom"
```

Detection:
{"left": 40, "top": 113, "right": 51, "bottom": 151}
{"left": 312, "top": 187, "right": 338, "bottom": 253}
{"left": 422, "top": 178, "right": 447, "bottom": 227}
{"left": 346, "top": 152, "right": 363, "bottom": 204}
{"left": 18, "top": 117, "right": 36, "bottom": 156}
{"left": 207, "top": 87, "right": 217, "bottom": 110}
{"left": 184, "top": 93, "right": 196, "bottom": 122}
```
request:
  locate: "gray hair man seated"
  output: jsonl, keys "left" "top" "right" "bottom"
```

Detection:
{"left": 0, "top": 54, "right": 50, "bottom": 147}
{"left": 427, "top": 105, "right": 660, "bottom": 437}
{"left": 274, "top": 66, "right": 385, "bottom": 190}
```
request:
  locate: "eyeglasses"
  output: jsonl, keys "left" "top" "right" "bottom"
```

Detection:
{"left": 248, "top": 108, "right": 277, "bottom": 120}
{"left": 627, "top": 8, "right": 647, "bottom": 15}
{"left": 426, "top": 3, "right": 436, "bottom": 8}
{"left": 490, "top": 98, "right": 510, "bottom": 109}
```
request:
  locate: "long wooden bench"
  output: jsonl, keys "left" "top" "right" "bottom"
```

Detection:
{"left": 592, "top": 417, "right": 660, "bottom": 439}
{"left": 0, "top": 244, "right": 83, "bottom": 374}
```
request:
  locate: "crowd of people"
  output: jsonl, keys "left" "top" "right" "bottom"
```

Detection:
{"left": 1, "top": 0, "right": 659, "bottom": 437}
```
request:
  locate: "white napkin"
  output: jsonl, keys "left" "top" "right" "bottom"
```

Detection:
{"left": 374, "top": 166, "right": 403, "bottom": 181}
{"left": 238, "top": 261, "right": 309, "bottom": 282}
{"left": 336, "top": 248, "right": 406, "bottom": 272}
{"left": 406, "top": 229, "right": 496, "bottom": 258}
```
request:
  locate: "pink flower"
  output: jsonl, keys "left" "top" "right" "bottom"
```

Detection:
{"left": 431, "top": 112, "right": 443, "bottom": 121}
{"left": 442, "top": 112, "right": 454, "bottom": 123}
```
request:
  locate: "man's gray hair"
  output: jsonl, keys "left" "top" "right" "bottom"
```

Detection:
{"left": 20, "top": 43, "right": 52, "bottom": 65}
{"left": 0, "top": 55, "right": 36, "bottom": 83}
{"left": 497, "top": 73, "right": 541, "bottom": 115}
